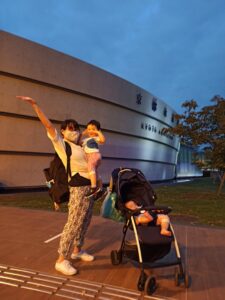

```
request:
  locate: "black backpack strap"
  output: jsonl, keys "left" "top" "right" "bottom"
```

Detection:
{"left": 65, "top": 142, "right": 72, "bottom": 178}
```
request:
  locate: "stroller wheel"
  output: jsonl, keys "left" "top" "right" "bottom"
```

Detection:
{"left": 184, "top": 272, "right": 190, "bottom": 288}
{"left": 145, "top": 276, "right": 157, "bottom": 295}
{"left": 174, "top": 269, "right": 180, "bottom": 286}
{"left": 137, "top": 271, "right": 147, "bottom": 291}
{"left": 110, "top": 250, "right": 121, "bottom": 265}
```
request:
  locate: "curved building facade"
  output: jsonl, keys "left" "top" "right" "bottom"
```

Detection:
{"left": 0, "top": 30, "right": 198, "bottom": 190}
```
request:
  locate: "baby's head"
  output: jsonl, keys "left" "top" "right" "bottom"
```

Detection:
{"left": 86, "top": 120, "right": 101, "bottom": 137}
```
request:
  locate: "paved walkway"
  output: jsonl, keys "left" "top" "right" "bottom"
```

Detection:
{"left": 0, "top": 206, "right": 225, "bottom": 299}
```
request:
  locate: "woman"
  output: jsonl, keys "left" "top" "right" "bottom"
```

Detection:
{"left": 17, "top": 96, "right": 95, "bottom": 276}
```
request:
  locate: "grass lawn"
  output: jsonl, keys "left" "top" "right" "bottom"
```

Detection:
{"left": 154, "top": 177, "right": 225, "bottom": 227}
{"left": 0, "top": 177, "right": 225, "bottom": 227}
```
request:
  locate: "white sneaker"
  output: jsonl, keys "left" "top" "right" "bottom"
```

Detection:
{"left": 71, "top": 250, "right": 95, "bottom": 262}
{"left": 55, "top": 260, "right": 77, "bottom": 275}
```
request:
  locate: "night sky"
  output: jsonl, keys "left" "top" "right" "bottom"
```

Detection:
{"left": 1, "top": 0, "right": 225, "bottom": 113}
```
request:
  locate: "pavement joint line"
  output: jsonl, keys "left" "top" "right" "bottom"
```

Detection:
{"left": 10, "top": 267, "right": 36, "bottom": 274}
{"left": 0, "top": 265, "right": 7, "bottom": 269}
{"left": 27, "top": 280, "right": 58, "bottom": 289}
{"left": 0, "top": 275, "right": 24, "bottom": 282}
{"left": 44, "top": 232, "right": 62, "bottom": 243}
{"left": 4, "top": 271, "right": 30, "bottom": 278}
{"left": 70, "top": 278, "right": 102, "bottom": 288}
{"left": 60, "top": 287, "right": 94, "bottom": 297}
{"left": 0, "top": 263, "right": 176, "bottom": 300}
{"left": 0, "top": 280, "right": 19, "bottom": 287}
{"left": 101, "top": 291, "right": 137, "bottom": 300}
{"left": 0, "top": 263, "right": 152, "bottom": 299}
{"left": 104, "top": 285, "right": 141, "bottom": 296}
{"left": 65, "top": 283, "right": 99, "bottom": 292}
{"left": 143, "top": 295, "right": 177, "bottom": 300}
{"left": 55, "top": 293, "right": 83, "bottom": 299}
{"left": 21, "top": 285, "right": 53, "bottom": 294}
{"left": 38, "top": 272, "right": 67, "bottom": 280}
{"left": 33, "top": 276, "right": 65, "bottom": 284}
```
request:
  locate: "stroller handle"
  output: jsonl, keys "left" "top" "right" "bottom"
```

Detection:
{"left": 142, "top": 205, "right": 172, "bottom": 214}
{"left": 127, "top": 205, "right": 172, "bottom": 215}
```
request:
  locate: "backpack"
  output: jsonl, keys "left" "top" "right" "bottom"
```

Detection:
{"left": 43, "top": 142, "right": 71, "bottom": 204}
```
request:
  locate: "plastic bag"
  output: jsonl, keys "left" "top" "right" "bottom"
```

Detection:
{"left": 100, "top": 192, "right": 124, "bottom": 222}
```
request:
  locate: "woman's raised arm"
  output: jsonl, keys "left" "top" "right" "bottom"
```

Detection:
{"left": 16, "top": 96, "right": 56, "bottom": 138}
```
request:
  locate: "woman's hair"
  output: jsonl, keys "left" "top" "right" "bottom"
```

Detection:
{"left": 61, "top": 119, "right": 80, "bottom": 131}
{"left": 87, "top": 119, "right": 101, "bottom": 130}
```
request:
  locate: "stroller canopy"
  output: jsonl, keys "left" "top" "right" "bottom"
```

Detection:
{"left": 111, "top": 168, "right": 157, "bottom": 212}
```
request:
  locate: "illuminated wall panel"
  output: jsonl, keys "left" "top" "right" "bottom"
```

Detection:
{"left": 0, "top": 30, "right": 200, "bottom": 189}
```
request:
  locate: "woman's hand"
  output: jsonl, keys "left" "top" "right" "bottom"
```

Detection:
{"left": 16, "top": 96, "right": 36, "bottom": 105}
{"left": 16, "top": 95, "right": 55, "bottom": 138}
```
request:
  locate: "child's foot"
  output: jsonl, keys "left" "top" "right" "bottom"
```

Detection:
{"left": 160, "top": 229, "right": 172, "bottom": 236}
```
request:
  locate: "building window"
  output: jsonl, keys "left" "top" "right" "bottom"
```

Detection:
{"left": 171, "top": 113, "right": 175, "bottom": 123}
{"left": 163, "top": 107, "right": 167, "bottom": 117}
{"left": 136, "top": 93, "right": 142, "bottom": 105}
{"left": 152, "top": 98, "right": 157, "bottom": 111}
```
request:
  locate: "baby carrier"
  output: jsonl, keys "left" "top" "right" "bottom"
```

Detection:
{"left": 109, "top": 168, "right": 189, "bottom": 295}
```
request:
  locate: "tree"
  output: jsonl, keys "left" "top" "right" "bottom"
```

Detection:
{"left": 166, "top": 95, "right": 225, "bottom": 195}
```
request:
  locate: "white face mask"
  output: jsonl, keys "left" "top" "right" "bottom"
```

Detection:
{"left": 63, "top": 130, "right": 80, "bottom": 143}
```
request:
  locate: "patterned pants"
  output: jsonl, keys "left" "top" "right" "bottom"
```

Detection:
{"left": 58, "top": 185, "right": 94, "bottom": 258}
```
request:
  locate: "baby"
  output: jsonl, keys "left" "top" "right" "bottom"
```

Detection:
{"left": 81, "top": 120, "right": 105, "bottom": 198}
{"left": 125, "top": 200, "right": 171, "bottom": 236}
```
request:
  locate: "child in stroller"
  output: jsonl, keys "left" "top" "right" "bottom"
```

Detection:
{"left": 125, "top": 199, "right": 171, "bottom": 236}
{"left": 108, "top": 167, "right": 189, "bottom": 295}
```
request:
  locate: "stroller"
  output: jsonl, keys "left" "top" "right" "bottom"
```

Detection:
{"left": 109, "top": 168, "right": 189, "bottom": 295}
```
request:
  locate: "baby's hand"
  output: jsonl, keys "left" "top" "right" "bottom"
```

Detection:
{"left": 16, "top": 96, "right": 36, "bottom": 105}
{"left": 89, "top": 129, "right": 98, "bottom": 136}
{"left": 82, "top": 129, "right": 88, "bottom": 136}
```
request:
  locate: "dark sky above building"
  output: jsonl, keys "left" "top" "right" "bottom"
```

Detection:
{"left": 1, "top": 0, "right": 225, "bottom": 113}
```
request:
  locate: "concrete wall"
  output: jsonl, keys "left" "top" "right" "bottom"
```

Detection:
{"left": 0, "top": 30, "right": 180, "bottom": 189}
